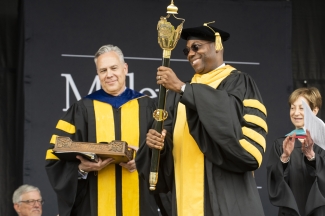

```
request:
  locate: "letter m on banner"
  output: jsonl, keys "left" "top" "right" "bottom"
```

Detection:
{"left": 61, "top": 73, "right": 134, "bottom": 111}
{"left": 61, "top": 74, "right": 100, "bottom": 111}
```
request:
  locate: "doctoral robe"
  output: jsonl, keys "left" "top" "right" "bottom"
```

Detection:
{"left": 136, "top": 66, "right": 267, "bottom": 216}
{"left": 45, "top": 88, "right": 164, "bottom": 216}
{"left": 267, "top": 136, "right": 325, "bottom": 216}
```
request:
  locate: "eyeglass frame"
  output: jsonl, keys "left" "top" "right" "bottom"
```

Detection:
{"left": 182, "top": 41, "right": 212, "bottom": 56}
{"left": 18, "top": 199, "right": 44, "bottom": 206}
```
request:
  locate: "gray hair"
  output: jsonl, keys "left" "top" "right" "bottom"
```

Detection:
{"left": 12, "top": 184, "right": 41, "bottom": 204}
{"left": 94, "top": 44, "right": 125, "bottom": 64}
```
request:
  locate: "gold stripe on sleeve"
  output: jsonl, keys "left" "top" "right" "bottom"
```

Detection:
{"left": 49, "top": 135, "right": 58, "bottom": 145}
{"left": 243, "top": 114, "right": 268, "bottom": 133}
{"left": 56, "top": 120, "right": 76, "bottom": 134}
{"left": 242, "top": 126, "right": 266, "bottom": 152}
{"left": 239, "top": 139, "right": 262, "bottom": 167}
{"left": 45, "top": 149, "right": 59, "bottom": 160}
{"left": 243, "top": 99, "right": 267, "bottom": 116}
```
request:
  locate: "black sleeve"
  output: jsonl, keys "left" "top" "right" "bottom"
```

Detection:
{"left": 304, "top": 145, "right": 325, "bottom": 215}
{"left": 45, "top": 100, "right": 90, "bottom": 216}
{"left": 266, "top": 138, "right": 300, "bottom": 214}
{"left": 180, "top": 72, "right": 267, "bottom": 172}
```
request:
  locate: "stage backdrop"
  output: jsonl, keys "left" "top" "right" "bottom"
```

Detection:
{"left": 24, "top": 0, "right": 292, "bottom": 215}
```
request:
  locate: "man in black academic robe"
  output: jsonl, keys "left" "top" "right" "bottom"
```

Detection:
{"left": 45, "top": 44, "right": 169, "bottom": 216}
{"left": 136, "top": 24, "right": 267, "bottom": 216}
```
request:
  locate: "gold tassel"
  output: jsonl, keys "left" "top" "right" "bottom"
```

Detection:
{"left": 215, "top": 32, "right": 223, "bottom": 51}
{"left": 203, "top": 21, "right": 223, "bottom": 51}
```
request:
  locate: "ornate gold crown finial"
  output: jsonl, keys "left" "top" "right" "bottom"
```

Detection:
{"left": 167, "top": 0, "right": 178, "bottom": 14}
{"left": 157, "top": 0, "right": 185, "bottom": 53}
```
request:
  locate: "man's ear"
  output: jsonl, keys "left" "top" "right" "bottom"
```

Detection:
{"left": 124, "top": 63, "right": 128, "bottom": 75}
{"left": 13, "top": 203, "right": 20, "bottom": 213}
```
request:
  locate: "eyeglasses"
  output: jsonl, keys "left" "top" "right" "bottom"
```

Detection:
{"left": 182, "top": 42, "right": 211, "bottom": 56}
{"left": 19, "top": 199, "right": 44, "bottom": 206}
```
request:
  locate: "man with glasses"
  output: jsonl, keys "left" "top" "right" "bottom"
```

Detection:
{"left": 13, "top": 184, "right": 43, "bottom": 216}
{"left": 136, "top": 23, "right": 267, "bottom": 216}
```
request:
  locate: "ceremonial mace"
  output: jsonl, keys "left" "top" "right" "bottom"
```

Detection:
{"left": 149, "top": 0, "right": 185, "bottom": 191}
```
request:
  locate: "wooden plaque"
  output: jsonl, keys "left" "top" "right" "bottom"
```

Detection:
{"left": 52, "top": 136, "right": 134, "bottom": 163}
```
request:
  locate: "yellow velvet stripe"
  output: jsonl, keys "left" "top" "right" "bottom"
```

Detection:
{"left": 242, "top": 126, "right": 266, "bottom": 152}
{"left": 45, "top": 135, "right": 58, "bottom": 160}
{"left": 121, "top": 100, "right": 139, "bottom": 216}
{"left": 45, "top": 134, "right": 60, "bottom": 160}
{"left": 173, "top": 103, "right": 204, "bottom": 216}
{"left": 56, "top": 120, "right": 76, "bottom": 134}
{"left": 45, "top": 149, "right": 59, "bottom": 160}
{"left": 239, "top": 139, "right": 263, "bottom": 167}
{"left": 49, "top": 134, "right": 58, "bottom": 144}
{"left": 243, "top": 99, "right": 267, "bottom": 116}
{"left": 191, "top": 65, "right": 236, "bottom": 87}
{"left": 243, "top": 114, "right": 268, "bottom": 133}
{"left": 94, "top": 100, "right": 116, "bottom": 216}
{"left": 95, "top": 99, "right": 140, "bottom": 216}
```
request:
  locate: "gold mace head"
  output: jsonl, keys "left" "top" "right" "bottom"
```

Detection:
{"left": 157, "top": 0, "right": 185, "bottom": 52}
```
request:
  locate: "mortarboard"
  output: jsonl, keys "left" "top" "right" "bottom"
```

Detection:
{"left": 181, "top": 21, "right": 230, "bottom": 51}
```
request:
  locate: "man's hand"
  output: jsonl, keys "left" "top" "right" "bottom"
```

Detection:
{"left": 146, "top": 129, "right": 166, "bottom": 150}
{"left": 120, "top": 159, "right": 136, "bottom": 173}
{"left": 157, "top": 66, "right": 185, "bottom": 93}
{"left": 76, "top": 155, "right": 115, "bottom": 172}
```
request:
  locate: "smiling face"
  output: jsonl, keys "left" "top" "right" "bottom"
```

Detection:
{"left": 185, "top": 39, "right": 222, "bottom": 74}
{"left": 13, "top": 191, "right": 42, "bottom": 216}
{"left": 96, "top": 51, "right": 128, "bottom": 96}
{"left": 290, "top": 96, "right": 319, "bottom": 129}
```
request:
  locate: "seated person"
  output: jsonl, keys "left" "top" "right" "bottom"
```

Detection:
{"left": 13, "top": 184, "right": 43, "bottom": 216}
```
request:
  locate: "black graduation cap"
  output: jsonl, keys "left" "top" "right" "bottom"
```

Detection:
{"left": 181, "top": 21, "right": 230, "bottom": 50}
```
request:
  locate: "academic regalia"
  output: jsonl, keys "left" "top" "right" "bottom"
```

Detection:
{"left": 267, "top": 129, "right": 325, "bottom": 216}
{"left": 45, "top": 88, "right": 167, "bottom": 216}
{"left": 136, "top": 66, "right": 267, "bottom": 216}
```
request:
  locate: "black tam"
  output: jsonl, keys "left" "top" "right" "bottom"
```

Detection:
{"left": 181, "top": 25, "right": 230, "bottom": 42}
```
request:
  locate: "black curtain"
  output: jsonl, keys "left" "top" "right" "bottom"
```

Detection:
{"left": 292, "top": 0, "right": 325, "bottom": 121}
{"left": 0, "top": 0, "right": 24, "bottom": 215}
{"left": 292, "top": 0, "right": 325, "bottom": 120}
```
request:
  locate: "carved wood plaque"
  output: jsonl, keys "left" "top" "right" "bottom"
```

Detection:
{"left": 52, "top": 136, "right": 134, "bottom": 163}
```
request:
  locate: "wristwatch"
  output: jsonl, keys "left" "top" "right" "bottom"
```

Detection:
{"left": 180, "top": 84, "right": 186, "bottom": 95}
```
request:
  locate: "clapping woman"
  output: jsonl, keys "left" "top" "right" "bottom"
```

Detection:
{"left": 267, "top": 87, "right": 325, "bottom": 216}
